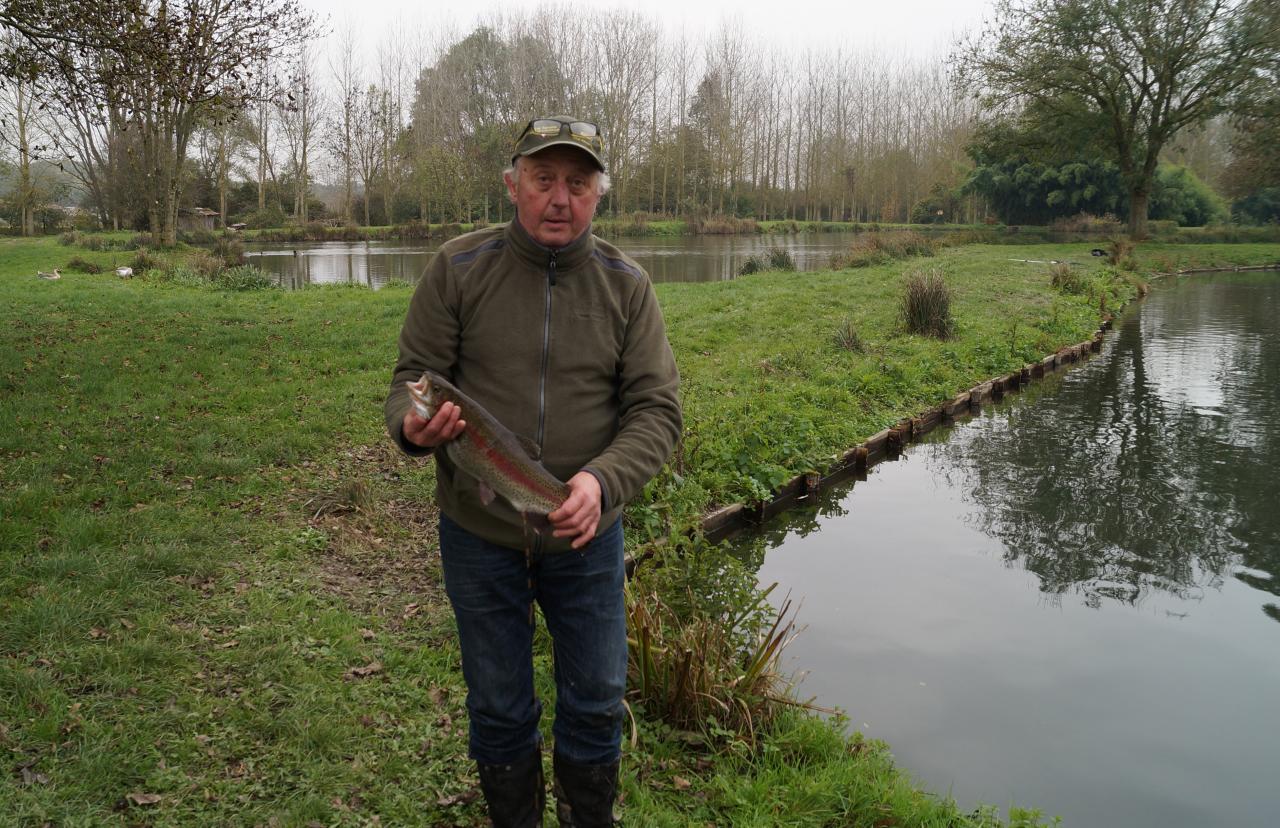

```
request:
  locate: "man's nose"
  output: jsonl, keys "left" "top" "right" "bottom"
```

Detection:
{"left": 548, "top": 178, "right": 570, "bottom": 205}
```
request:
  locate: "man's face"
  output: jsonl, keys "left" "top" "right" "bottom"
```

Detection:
{"left": 507, "top": 146, "right": 601, "bottom": 249}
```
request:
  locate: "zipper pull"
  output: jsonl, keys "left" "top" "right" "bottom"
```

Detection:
{"left": 548, "top": 250, "right": 557, "bottom": 286}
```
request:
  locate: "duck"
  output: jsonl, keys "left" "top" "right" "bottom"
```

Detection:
{"left": 115, "top": 266, "right": 134, "bottom": 278}
{"left": 37, "top": 268, "right": 61, "bottom": 280}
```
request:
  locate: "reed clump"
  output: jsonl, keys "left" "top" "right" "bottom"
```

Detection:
{"left": 833, "top": 317, "right": 866, "bottom": 352}
{"left": 1049, "top": 261, "right": 1087, "bottom": 294}
{"left": 689, "top": 214, "right": 759, "bottom": 235}
{"left": 739, "top": 246, "right": 797, "bottom": 275}
{"left": 901, "top": 267, "right": 955, "bottom": 339}
{"left": 64, "top": 256, "right": 103, "bottom": 274}
{"left": 626, "top": 578, "right": 809, "bottom": 746}
{"left": 830, "top": 230, "right": 938, "bottom": 269}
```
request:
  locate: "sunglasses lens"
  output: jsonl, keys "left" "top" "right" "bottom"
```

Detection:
{"left": 569, "top": 121, "right": 598, "bottom": 138}
{"left": 530, "top": 119, "right": 563, "bottom": 136}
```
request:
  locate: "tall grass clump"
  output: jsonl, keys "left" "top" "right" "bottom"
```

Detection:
{"left": 211, "top": 265, "right": 275, "bottom": 291}
{"left": 739, "top": 246, "right": 797, "bottom": 275}
{"left": 901, "top": 267, "right": 955, "bottom": 339}
{"left": 626, "top": 577, "right": 809, "bottom": 746}
{"left": 689, "top": 214, "right": 759, "bottom": 235}
{"left": 1049, "top": 262, "right": 1087, "bottom": 294}
{"left": 833, "top": 317, "right": 866, "bottom": 352}
{"left": 830, "top": 230, "right": 937, "bottom": 268}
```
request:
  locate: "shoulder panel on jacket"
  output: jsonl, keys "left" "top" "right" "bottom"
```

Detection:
{"left": 590, "top": 248, "right": 644, "bottom": 282}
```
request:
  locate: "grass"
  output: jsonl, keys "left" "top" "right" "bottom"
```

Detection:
{"left": 3, "top": 233, "right": 1277, "bottom": 825}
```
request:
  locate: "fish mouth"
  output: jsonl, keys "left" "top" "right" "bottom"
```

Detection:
{"left": 406, "top": 375, "right": 435, "bottom": 420}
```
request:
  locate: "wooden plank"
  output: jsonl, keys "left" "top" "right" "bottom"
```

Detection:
{"left": 702, "top": 503, "right": 745, "bottom": 536}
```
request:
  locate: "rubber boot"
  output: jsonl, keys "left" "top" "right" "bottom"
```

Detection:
{"left": 552, "top": 753, "right": 619, "bottom": 827}
{"left": 476, "top": 749, "right": 545, "bottom": 828}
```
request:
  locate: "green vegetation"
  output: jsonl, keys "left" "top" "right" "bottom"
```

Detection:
{"left": 3, "top": 234, "right": 1277, "bottom": 825}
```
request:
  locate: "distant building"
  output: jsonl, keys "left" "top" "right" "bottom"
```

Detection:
{"left": 178, "top": 207, "right": 220, "bottom": 232}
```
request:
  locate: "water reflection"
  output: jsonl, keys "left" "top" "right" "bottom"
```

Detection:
{"left": 245, "top": 231, "right": 923, "bottom": 288}
{"left": 731, "top": 272, "right": 1280, "bottom": 828}
{"left": 931, "top": 273, "right": 1280, "bottom": 614}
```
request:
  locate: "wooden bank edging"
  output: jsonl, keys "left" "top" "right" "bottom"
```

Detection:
{"left": 696, "top": 325, "right": 1107, "bottom": 544}
{"left": 625, "top": 262, "right": 1280, "bottom": 573}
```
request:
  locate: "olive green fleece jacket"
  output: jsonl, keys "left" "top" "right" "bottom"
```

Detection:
{"left": 384, "top": 219, "right": 682, "bottom": 552}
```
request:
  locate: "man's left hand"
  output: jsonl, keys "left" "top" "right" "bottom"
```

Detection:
{"left": 549, "top": 472, "right": 602, "bottom": 549}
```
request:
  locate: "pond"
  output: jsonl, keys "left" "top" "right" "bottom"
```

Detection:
{"left": 733, "top": 271, "right": 1280, "bottom": 827}
{"left": 244, "top": 231, "right": 904, "bottom": 288}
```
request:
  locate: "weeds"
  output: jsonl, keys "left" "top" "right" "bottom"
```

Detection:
{"left": 688, "top": 214, "right": 759, "bottom": 235}
{"left": 901, "top": 267, "right": 955, "bottom": 338}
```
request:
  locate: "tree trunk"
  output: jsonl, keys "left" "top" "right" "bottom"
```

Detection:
{"left": 1128, "top": 187, "right": 1150, "bottom": 240}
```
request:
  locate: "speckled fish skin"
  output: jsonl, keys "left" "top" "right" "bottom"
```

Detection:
{"left": 406, "top": 371, "right": 569, "bottom": 517}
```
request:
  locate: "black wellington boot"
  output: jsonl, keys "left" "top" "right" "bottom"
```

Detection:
{"left": 476, "top": 749, "right": 545, "bottom": 828}
{"left": 552, "top": 753, "right": 620, "bottom": 827}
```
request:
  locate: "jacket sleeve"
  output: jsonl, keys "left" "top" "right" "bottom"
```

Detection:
{"left": 384, "top": 251, "right": 460, "bottom": 456}
{"left": 583, "top": 278, "right": 682, "bottom": 508}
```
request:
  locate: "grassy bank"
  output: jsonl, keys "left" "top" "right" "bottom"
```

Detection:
{"left": 3, "top": 235, "right": 1277, "bottom": 825}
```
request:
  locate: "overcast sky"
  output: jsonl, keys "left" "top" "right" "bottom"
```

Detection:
{"left": 299, "top": 0, "right": 994, "bottom": 61}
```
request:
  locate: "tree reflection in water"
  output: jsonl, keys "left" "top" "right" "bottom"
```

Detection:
{"left": 926, "top": 273, "right": 1280, "bottom": 615}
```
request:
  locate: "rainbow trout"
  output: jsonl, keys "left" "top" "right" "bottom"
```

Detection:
{"left": 406, "top": 371, "right": 570, "bottom": 523}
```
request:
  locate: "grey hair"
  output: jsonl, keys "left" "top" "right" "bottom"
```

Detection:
{"left": 502, "top": 157, "right": 612, "bottom": 202}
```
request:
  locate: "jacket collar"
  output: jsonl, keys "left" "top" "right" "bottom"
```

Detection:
{"left": 505, "top": 216, "right": 595, "bottom": 272}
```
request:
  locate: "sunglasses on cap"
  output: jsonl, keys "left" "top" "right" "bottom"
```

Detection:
{"left": 513, "top": 116, "right": 606, "bottom": 170}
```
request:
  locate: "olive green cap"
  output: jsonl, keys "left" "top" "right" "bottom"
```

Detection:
{"left": 512, "top": 115, "right": 606, "bottom": 172}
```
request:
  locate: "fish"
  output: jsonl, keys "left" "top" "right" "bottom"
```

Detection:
{"left": 406, "top": 371, "right": 570, "bottom": 524}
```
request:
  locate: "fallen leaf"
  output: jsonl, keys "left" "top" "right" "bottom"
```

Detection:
{"left": 118, "top": 618, "right": 136, "bottom": 630}
{"left": 673, "top": 776, "right": 692, "bottom": 790}
{"left": 359, "top": 628, "right": 376, "bottom": 640}
{"left": 346, "top": 661, "right": 383, "bottom": 679}
{"left": 20, "top": 767, "right": 50, "bottom": 786}
{"left": 428, "top": 686, "right": 447, "bottom": 706}
{"left": 126, "top": 792, "right": 162, "bottom": 806}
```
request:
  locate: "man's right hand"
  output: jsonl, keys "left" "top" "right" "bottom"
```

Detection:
{"left": 403, "top": 401, "right": 466, "bottom": 449}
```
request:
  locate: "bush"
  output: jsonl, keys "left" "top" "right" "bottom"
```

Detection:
{"left": 186, "top": 249, "right": 223, "bottom": 279}
{"left": 179, "top": 228, "right": 217, "bottom": 245}
{"left": 1106, "top": 237, "right": 1134, "bottom": 267}
{"left": 59, "top": 231, "right": 79, "bottom": 246}
{"left": 901, "top": 268, "right": 955, "bottom": 339}
{"left": 245, "top": 205, "right": 287, "bottom": 230}
{"left": 688, "top": 214, "right": 759, "bottom": 234}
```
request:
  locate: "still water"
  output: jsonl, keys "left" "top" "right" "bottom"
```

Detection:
{"left": 243, "top": 232, "right": 878, "bottom": 288}
{"left": 737, "top": 272, "right": 1280, "bottom": 827}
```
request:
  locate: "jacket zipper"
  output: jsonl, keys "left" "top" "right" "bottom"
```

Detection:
{"left": 536, "top": 250, "right": 556, "bottom": 453}
{"left": 531, "top": 250, "right": 557, "bottom": 559}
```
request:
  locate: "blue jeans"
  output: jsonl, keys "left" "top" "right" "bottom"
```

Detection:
{"left": 438, "top": 514, "right": 627, "bottom": 766}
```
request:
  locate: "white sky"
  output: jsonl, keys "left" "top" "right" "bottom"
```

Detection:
{"left": 300, "top": 0, "right": 994, "bottom": 62}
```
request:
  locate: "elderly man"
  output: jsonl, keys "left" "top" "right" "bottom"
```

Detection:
{"left": 384, "top": 116, "right": 682, "bottom": 826}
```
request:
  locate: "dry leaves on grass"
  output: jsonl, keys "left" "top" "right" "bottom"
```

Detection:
{"left": 345, "top": 661, "right": 383, "bottom": 680}
{"left": 126, "top": 792, "right": 162, "bottom": 806}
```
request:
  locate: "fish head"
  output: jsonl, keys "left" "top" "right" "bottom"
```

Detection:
{"left": 406, "top": 371, "right": 456, "bottom": 421}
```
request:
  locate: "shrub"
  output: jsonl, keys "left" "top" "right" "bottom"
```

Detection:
{"left": 64, "top": 256, "right": 103, "bottom": 274}
{"left": 395, "top": 220, "right": 431, "bottom": 239}
{"left": 179, "top": 228, "right": 217, "bottom": 245}
{"left": 59, "top": 231, "right": 80, "bottom": 246}
{"left": 901, "top": 268, "right": 955, "bottom": 339}
{"left": 440, "top": 222, "right": 463, "bottom": 238}
{"left": 688, "top": 214, "right": 759, "bottom": 234}
{"left": 738, "top": 246, "right": 797, "bottom": 276}
{"left": 245, "top": 205, "right": 287, "bottom": 230}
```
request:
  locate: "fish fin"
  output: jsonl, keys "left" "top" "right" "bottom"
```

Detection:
{"left": 514, "top": 433, "right": 541, "bottom": 460}
{"left": 522, "top": 511, "right": 553, "bottom": 534}
{"left": 477, "top": 482, "right": 497, "bottom": 507}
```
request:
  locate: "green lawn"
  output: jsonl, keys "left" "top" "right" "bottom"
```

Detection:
{"left": 2, "top": 233, "right": 1275, "bottom": 825}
